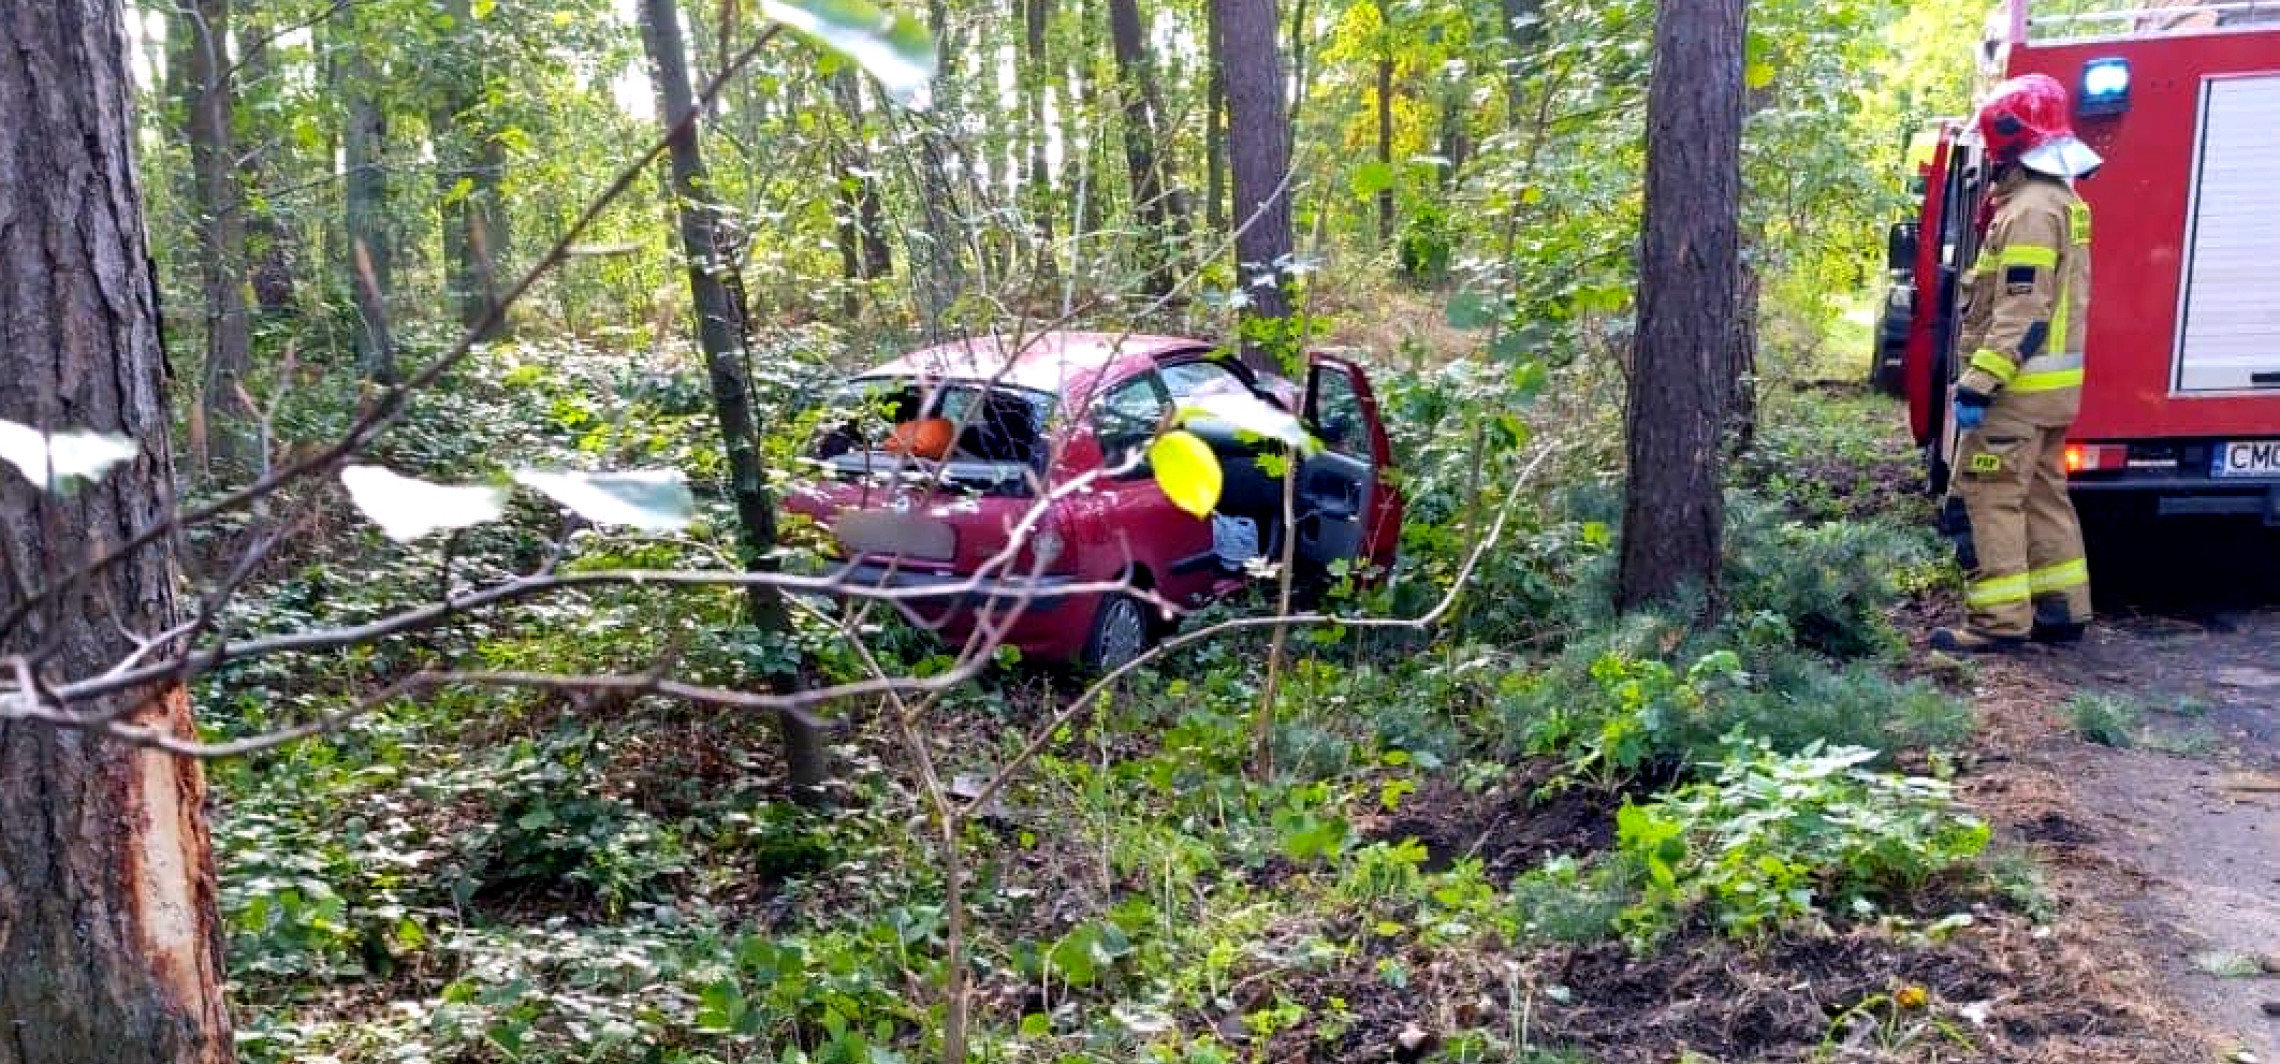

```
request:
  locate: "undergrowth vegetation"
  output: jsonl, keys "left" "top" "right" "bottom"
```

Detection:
{"left": 204, "top": 326, "right": 2026, "bottom": 1064}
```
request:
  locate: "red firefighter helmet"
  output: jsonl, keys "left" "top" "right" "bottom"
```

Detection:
{"left": 1976, "top": 73, "right": 2103, "bottom": 179}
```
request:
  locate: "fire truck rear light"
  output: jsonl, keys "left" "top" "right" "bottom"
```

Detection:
{"left": 2080, "top": 58, "right": 2131, "bottom": 116}
{"left": 2065, "top": 444, "right": 2127, "bottom": 474}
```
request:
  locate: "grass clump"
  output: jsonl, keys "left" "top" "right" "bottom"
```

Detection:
{"left": 2064, "top": 693, "right": 2142, "bottom": 748}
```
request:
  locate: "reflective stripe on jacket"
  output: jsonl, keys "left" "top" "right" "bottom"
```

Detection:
{"left": 1956, "top": 171, "right": 2090, "bottom": 427}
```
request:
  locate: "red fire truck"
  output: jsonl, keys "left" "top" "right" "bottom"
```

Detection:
{"left": 1896, "top": 0, "right": 2280, "bottom": 524}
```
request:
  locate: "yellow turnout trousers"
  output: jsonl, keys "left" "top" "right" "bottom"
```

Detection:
{"left": 1953, "top": 415, "right": 2091, "bottom": 637}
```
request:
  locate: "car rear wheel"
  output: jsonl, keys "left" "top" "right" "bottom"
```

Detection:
{"left": 1082, "top": 593, "right": 1152, "bottom": 673}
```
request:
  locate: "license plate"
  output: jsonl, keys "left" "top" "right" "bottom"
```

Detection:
{"left": 2212, "top": 440, "right": 2280, "bottom": 478}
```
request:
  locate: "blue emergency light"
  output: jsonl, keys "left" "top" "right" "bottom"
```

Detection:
{"left": 2079, "top": 58, "right": 2131, "bottom": 116}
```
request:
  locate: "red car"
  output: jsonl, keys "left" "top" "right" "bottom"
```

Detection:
{"left": 784, "top": 331, "right": 1405, "bottom": 669}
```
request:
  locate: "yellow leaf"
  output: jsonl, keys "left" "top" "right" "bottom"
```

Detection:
{"left": 1149, "top": 430, "right": 1222, "bottom": 519}
{"left": 1520, "top": 185, "right": 1544, "bottom": 206}
{"left": 1744, "top": 60, "right": 1775, "bottom": 91}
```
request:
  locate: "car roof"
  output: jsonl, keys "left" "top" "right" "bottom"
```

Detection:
{"left": 858, "top": 330, "right": 1217, "bottom": 396}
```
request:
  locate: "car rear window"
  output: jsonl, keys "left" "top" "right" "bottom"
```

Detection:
{"left": 812, "top": 377, "right": 1055, "bottom": 468}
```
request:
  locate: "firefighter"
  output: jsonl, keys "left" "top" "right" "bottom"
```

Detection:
{"left": 1934, "top": 73, "right": 2102, "bottom": 654}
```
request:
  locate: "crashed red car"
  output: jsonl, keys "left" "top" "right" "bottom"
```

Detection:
{"left": 784, "top": 331, "right": 1404, "bottom": 668}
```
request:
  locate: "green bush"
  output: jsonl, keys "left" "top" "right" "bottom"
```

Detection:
{"left": 1510, "top": 854, "right": 1639, "bottom": 944}
{"left": 1722, "top": 497, "right": 1934, "bottom": 659}
{"left": 453, "top": 729, "right": 688, "bottom": 914}
{"left": 1614, "top": 740, "right": 1991, "bottom": 946}
{"left": 1497, "top": 635, "right": 1970, "bottom": 784}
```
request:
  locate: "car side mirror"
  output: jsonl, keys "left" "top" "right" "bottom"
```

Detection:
{"left": 1887, "top": 222, "right": 1919, "bottom": 271}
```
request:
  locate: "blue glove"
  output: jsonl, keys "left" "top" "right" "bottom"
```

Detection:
{"left": 1953, "top": 391, "right": 1989, "bottom": 431}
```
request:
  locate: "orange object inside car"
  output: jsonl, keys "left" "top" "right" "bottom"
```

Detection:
{"left": 885, "top": 417, "right": 955, "bottom": 461}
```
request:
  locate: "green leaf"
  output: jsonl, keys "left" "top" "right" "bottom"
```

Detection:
{"left": 517, "top": 808, "right": 556, "bottom": 831}
{"left": 512, "top": 469, "right": 694, "bottom": 532}
{"left": 1350, "top": 160, "right": 1396, "bottom": 197}
{"left": 1745, "top": 59, "right": 1776, "bottom": 91}
{"left": 696, "top": 978, "right": 747, "bottom": 1032}
{"left": 339, "top": 465, "right": 509, "bottom": 542}
{"left": 1148, "top": 431, "right": 1222, "bottom": 519}
{"left": 760, "top": 0, "right": 939, "bottom": 109}
{"left": 485, "top": 1021, "right": 525, "bottom": 1055}
{"left": 1047, "top": 927, "right": 1100, "bottom": 986}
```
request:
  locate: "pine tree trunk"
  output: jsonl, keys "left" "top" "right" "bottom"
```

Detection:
{"left": 1212, "top": 0, "right": 1295, "bottom": 370}
{"left": 185, "top": 0, "right": 253, "bottom": 474}
{"left": 430, "top": 0, "right": 507, "bottom": 341}
{"left": 1021, "top": 0, "right": 1058, "bottom": 277}
{"left": 1615, "top": 0, "right": 1744, "bottom": 613}
{"left": 1204, "top": 0, "right": 1226, "bottom": 233}
{"left": 1108, "top": 0, "right": 1173, "bottom": 295}
{"left": 0, "top": 4, "right": 231, "bottom": 1060}
{"left": 236, "top": 11, "right": 298, "bottom": 316}
{"left": 909, "top": 0, "right": 967, "bottom": 332}
{"left": 340, "top": 6, "right": 393, "bottom": 382}
{"left": 829, "top": 72, "right": 893, "bottom": 282}
{"left": 636, "top": 0, "right": 827, "bottom": 802}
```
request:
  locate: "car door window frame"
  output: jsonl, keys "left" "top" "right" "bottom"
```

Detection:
{"left": 1305, "top": 361, "right": 1373, "bottom": 460}
{"left": 1090, "top": 370, "right": 1172, "bottom": 475}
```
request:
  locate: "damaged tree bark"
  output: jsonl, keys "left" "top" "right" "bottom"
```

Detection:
{"left": 0, "top": 3, "right": 232, "bottom": 1061}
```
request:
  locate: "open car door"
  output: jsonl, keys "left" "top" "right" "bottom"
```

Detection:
{"left": 1298, "top": 354, "right": 1404, "bottom": 580}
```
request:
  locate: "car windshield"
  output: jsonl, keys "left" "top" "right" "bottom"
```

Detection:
{"left": 810, "top": 377, "right": 1056, "bottom": 479}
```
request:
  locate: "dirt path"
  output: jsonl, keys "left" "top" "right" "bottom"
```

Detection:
{"left": 1957, "top": 543, "right": 2280, "bottom": 1060}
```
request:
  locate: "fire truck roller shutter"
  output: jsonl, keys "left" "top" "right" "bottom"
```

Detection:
{"left": 2175, "top": 74, "right": 2280, "bottom": 393}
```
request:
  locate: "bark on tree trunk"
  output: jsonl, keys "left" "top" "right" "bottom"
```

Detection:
{"left": 430, "top": 0, "right": 508, "bottom": 341}
{"left": 829, "top": 72, "right": 893, "bottom": 282}
{"left": 1435, "top": 73, "right": 1471, "bottom": 187}
{"left": 1286, "top": 0, "right": 1308, "bottom": 146}
{"left": 1500, "top": 0, "right": 1542, "bottom": 121}
{"left": 1212, "top": 0, "right": 1296, "bottom": 372}
{"left": 1729, "top": 257, "right": 1761, "bottom": 458}
{"left": 340, "top": 6, "right": 393, "bottom": 382}
{"left": 1615, "top": 0, "right": 1744, "bottom": 613}
{"left": 637, "top": 0, "right": 827, "bottom": 802}
{"left": 1204, "top": 0, "right": 1227, "bottom": 233}
{"left": 1109, "top": 0, "right": 1173, "bottom": 295}
{"left": 1375, "top": 51, "right": 1394, "bottom": 246}
{"left": 185, "top": 0, "right": 253, "bottom": 474}
{"left": 0, "top": 4, "right": 232, "bottom": 1061}
{"left": 235, "top": 11, "right": 298, "bottom": 316}
{"left": 1021, "top": 0, "right": 1058, "bottom": 279}
{"left": 908, "top": 0, "right": 967, "bottom": 333}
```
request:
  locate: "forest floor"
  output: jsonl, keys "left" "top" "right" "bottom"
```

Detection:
{"left": 1942, "top": 523, "right": 2280, "bottom": 1063}
{"left": 208, "top": 335, "right": 2280, "bottom": 1064}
